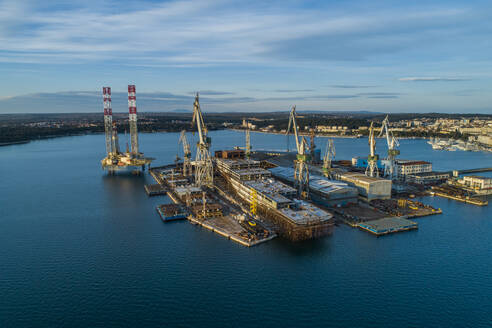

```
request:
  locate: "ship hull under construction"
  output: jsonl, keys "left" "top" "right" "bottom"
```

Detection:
{"left": 218, "top": 168, "right": 334, "bottom": 242}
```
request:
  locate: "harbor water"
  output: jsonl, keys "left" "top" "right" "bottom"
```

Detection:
{"left": 1, "top": 130, "right": 491, "bottom": 327}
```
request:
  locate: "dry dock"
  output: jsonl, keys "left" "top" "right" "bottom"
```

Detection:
{"left": 149, "top": 166, "right": 277, "bottom": 247}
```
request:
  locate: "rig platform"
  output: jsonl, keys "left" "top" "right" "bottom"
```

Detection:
{"left": 358, "top": 217, "right": 418, "bottom": 236}
{"left": 156, "top": 204, "right": 189, "bottom": 222}
{"left": 145, "top": 184, "right": 167, "bottom": 196}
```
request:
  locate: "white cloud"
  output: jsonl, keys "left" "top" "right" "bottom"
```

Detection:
{"left": 398, "top": 77, "right": 470, "bottom": 82}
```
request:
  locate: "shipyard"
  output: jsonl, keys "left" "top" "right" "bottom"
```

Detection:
{"left": 95, "top": 85, "right": 492, "bottom": 246}
{"left": 4, "top": 2, "right": 492, "bottom": 326}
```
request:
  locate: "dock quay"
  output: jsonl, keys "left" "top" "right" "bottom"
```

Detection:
{"left": 145, "top": 184, "right": 166, "bottom": 196}
{"left": 453, "top": 167, "right": 492, "bottom": 176}
{"left": 333, "top": 198, "right": 439, "bottom": 235}
{"left": 370, "top": 199, "right": 442, "bottom": 218}
{"left": 432, "top": 191, "right": 488, "bottom": 206}
{"left": 431, "top": 185, "right": 488, "bottom": 206}
{"left": 357, "top": 217, "right": 418, "bottom": 236}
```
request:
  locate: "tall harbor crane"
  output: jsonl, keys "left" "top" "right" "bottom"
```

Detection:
{"left": 379, "top": 115, "right": 400, "bottom": 179}
{"left": 365, "top": 122, "right": 379, "bottom": 178}
{"left": 286, "top": 105, "right": 310, "bottom": 198}
{"left": 323, "top": 139, "right": 336, "bottom": 178}
{"left": 191, "top": 93, "right": 213, "bottom": 187}
{"left": 179, "top": 130, "right": 192, "bottom": 177}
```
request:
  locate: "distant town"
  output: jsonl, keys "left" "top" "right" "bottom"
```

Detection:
{"left": 2, "top": 112, "right": 491, "bottom": 151}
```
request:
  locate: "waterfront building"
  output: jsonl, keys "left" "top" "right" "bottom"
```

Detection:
{"left": 406, "top": 171, "right": 451, "bottom": 185}
{"left": 457, "top": 176, "right": 492, "bottom": 195}
{"left": 395, "top": 160, "right": 432, "bottom": 180}
{"left": 337, "top": 172, "right": 392, "bottom": 201}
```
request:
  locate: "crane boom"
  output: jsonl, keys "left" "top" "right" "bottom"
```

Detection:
{"left": 179, "top": 130, "right": 191, "bottom": 157}
{"left": 323, "top": 139, "right": 336, "bottom": 178}
{"left": 286, "top": 105, "right": 310, "bottom": 198}
{"left": 378, "top": 115, "right": 400, "bottom": 179}
{"left": 365, "top": 122, "right": 379, "bottom": 177}
{"left": 286, "top": 105, "right": 300, "bottom": 153}
{"left": 191, "top": 93, "right": 213, "bottom": 186}
{"left": 192, "top": 93, "right": 207, "bottom": 145}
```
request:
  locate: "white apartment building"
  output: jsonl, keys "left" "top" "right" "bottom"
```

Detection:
{"left": 395, "top": 160, "right": 432, "bottom": 180}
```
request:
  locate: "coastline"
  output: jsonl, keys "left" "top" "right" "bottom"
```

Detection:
{"left": 227, "top": 128, "right": 430, "bottom": 140}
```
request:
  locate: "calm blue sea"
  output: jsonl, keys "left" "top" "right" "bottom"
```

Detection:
{"left": 1, "top": 131, "right": 491, "bottom": 327}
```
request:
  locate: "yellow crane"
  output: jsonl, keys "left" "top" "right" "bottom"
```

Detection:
{"left": 191, "top": 93, "right": 213, "bottom": 187}
{"left": 178, "top": 130, "right": 192, "bottom": 177}
{"left": 286, "top": 105, "right": 310, "bottom": 198}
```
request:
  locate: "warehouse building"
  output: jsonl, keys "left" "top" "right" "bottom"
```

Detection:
{"left": 269, "top": 166, "right": 358, "bottom": 207}
{"left": 337, "top": 172, "right": 392, "bottom": 201}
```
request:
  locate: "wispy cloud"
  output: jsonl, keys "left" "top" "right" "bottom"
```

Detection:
{"left": 274, "top": 89, "right": 315, "bottom": 93}
{"left": 0, "top": 0, "right": 487, "bottom": 66}
{"left": 366, "top": 95, "right": 399, "bottom": 99}
{"left": 0, "top": 89, "right": 402, "bottom": 113}
{"left": 357, "top": 92, "right": 401, "bottom": 96}
{"left": 330, "top": 85, "right": 375, "bottom": 89}
{"left": 398, "top": 77, "right": 471, "bottom": 82}
{"left": 187, "top": 90, "right": 235, "bottom": 96}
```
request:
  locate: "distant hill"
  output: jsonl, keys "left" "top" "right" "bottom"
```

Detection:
{"left": 169, "top": 108, "right": 192, "bottom": 113}
{"left": 297, "top": 110, "right": 384, "bottom": 114}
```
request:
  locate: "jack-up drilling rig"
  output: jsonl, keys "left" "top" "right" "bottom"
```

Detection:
{"left": 286, "top": 105, "right": 310, "bottom": 198}
{"left": 101, "top": 85, "right": 153, "bottom": 173}
{"left": 322, "top": 139, "right": 336, "bottom": 178}
{"left": 179, "top": 130, "right": 192, "bottom": 177}
{"left": 191, "top": 93, "right": 213, "bottom": 187}
{"left": 365, "top": 122, "right": 379, "bottom": 178}
{"left": 379, "top": 115, "right": 400, "bottom": 179}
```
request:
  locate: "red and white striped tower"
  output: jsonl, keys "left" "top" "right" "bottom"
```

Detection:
{"left": 128, "top": 85, "right": 139, "bottom": 156}
{"left": 103, "top": 87, "right": 113, "bottom": 156}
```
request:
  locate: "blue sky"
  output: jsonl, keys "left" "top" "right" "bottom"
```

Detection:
{"left": 0, "top": 0, "right": 491, "bottom": 113}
